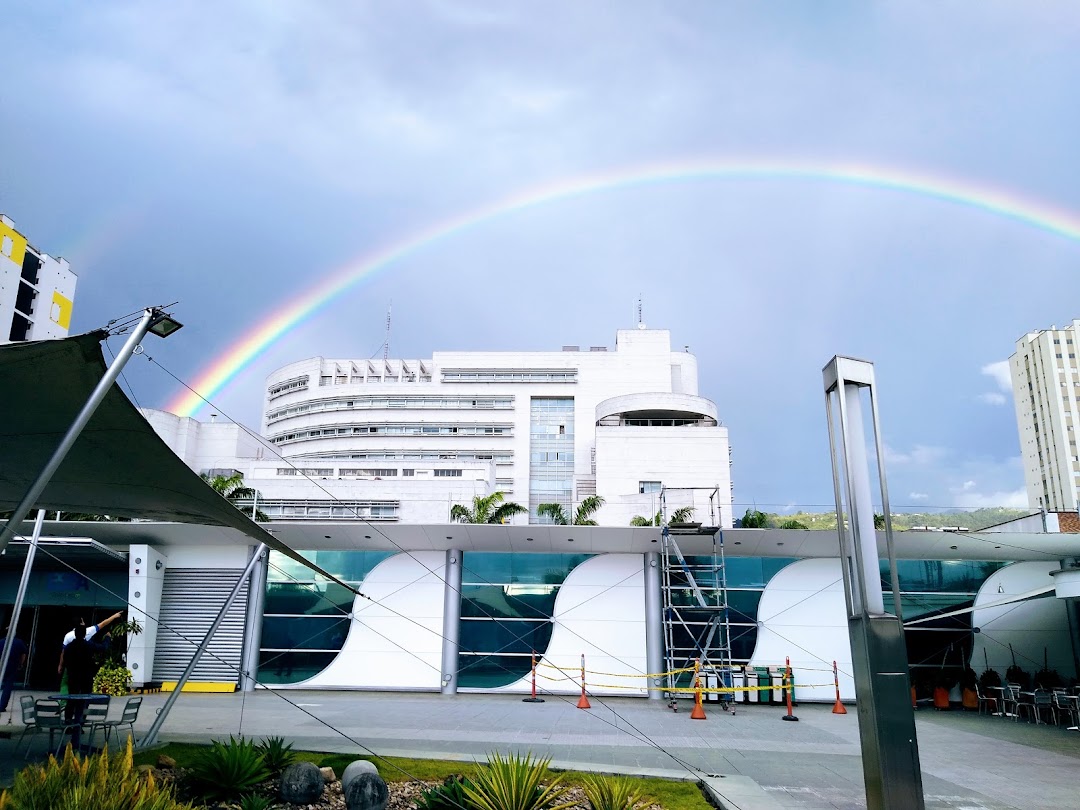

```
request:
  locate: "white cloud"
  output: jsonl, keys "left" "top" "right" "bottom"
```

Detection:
{"left": 885, "top": 444, "right": 949, "bottom": 466}
{"left": 981, "top": 360, "right": 1012, "bottom": 392}
{"left": 952, "top": 487, "right": 1028, "bottom": 509}
{"left": 962, "top": 480, "right": 976, "bottom": 490}
{"left": 909, "top": 492, "right": 928, "bottom": 500}
{"left": 978, "top": 392, "right": 1007, "bottom": 406}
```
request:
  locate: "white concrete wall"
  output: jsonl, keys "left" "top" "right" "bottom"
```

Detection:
{"left": 594, "top": 425, "right": 732, "bottom": 527}
{"left": 126, "top": 544, "right": 168, "bottom": 685}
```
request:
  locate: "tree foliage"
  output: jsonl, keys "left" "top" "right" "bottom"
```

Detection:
{"left": 451, "top": 492, "right": 528, "bottom": 524}
{"left": 201, "top": 472, "right": 269, "bottom": 521}
{"left": 629, "top": 506, "right": 694, "bottom": 526}
{"left": 738, "top": 509, "right": 770, "bottom": 528}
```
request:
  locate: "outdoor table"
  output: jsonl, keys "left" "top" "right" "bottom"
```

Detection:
{"left": 49, "top": 693, "right": 110, "bottom": 751}
{"left": 1062, "top": 694, "right": 1080, "bottom": 731}
{"left": 987, "top": 686, "right": 1014, "bottom": 718}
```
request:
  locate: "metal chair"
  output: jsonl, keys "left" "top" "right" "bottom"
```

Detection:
{"left": 81, "top": 697, "right": 111, "bottom": 748}
{"left": 97, "top": 696, "right": 142, "bottom": 746}
{"left": 14, "top": 695, "right": 38, "bottom": 756}
{"left": 1005, "top": 683, "right": 1022, "bottom": 720}
{"left": 976, "top": 685, "right": 999, "bottom": 716}
{"left": 29, "top": 699, "right": 80, "bottom": 758}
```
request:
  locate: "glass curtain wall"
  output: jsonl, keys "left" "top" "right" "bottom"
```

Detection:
{"left": 529, "top": 398, "right": 575, "bottom": 522}
{"left": 258, "top": 550, "right": 391, "bottom": 684}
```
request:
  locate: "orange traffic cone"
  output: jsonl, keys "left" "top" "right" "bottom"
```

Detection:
{"left": 690, "top": 677, "right": 707, "bottom": 720}
{"left": 832, "top": 660, "right": 847, "bottom": 715}
{"left": 577, "top": 654, "right": 591, "bottom": 709}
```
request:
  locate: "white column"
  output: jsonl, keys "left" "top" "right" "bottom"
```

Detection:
{"left": 127, "top": 544, "right": 168, "bottom": 686}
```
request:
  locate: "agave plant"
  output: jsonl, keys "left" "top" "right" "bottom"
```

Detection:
{"left": 189, "top": 735, "right": 271, "bottom": 803}
{"left": 581, "top": 774, "right": 645, "bottom": 810}
{"left": 416, "top": 775, "right": 476, "bottom": 810}
{"left": 255, "top": 735, "right": 296, "bottom": 776}
{"left": 463, "top": 752, "right": 574, "bottom": 810}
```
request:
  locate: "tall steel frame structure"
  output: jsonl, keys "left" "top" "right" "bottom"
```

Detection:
{"left": 658, "top": 485, "right": 736, "bottom": 711}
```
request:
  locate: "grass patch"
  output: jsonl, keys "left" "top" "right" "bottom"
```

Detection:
{"left": 132, "top": 744, "right": 711, "bottom": 810}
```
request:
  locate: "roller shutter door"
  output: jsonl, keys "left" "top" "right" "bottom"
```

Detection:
{"left": 153, "top": 568, "right": 249, "bottom": 684}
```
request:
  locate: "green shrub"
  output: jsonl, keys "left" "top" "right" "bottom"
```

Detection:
{"left": 581, "top": 774, "right": 645, "bottom": 810}
{"left": 463, "top": 752, "right": 573, "bottom": 810}
{"left": 0, "top": 737, "right": 192, "bottom": 810}
{"left": 256, "top": 735, "right": 296, "bottom": 776}
{"left": 417, "top": 775, "right": 476, "bottom": 810}
{"left": 238, "top": 794, "right": 275, "bottom": 810}
{"left": 94, "top": 661, "right": 134, "bottom": 697}
{"left": 189, "top": 735, "right": 271, "bottom": 803}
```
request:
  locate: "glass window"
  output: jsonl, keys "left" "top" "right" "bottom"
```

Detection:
{"left": 639, "top": 481, "right": 662, "bottom": 494}
{"left": 257, "top": 651, "right": 338, "bottom": 685}
{"left": 261, "top": 616, "right": 350, "bottom": 650}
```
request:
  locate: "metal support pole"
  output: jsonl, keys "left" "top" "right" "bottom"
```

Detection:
{"left": 644, "top": 551, "right": 664, "bottom": 699}
{"left": 240, "top": 545, "right": 269, "bottom": 692}
{"left": 138, "top": 544, "right": 266, "bottom": 748}
{"left": 0, "top": 510, "right": 45, "bottom": 699}
{"left": 824, "top": 356, "right": 924, "bottom": 810}
{"left": 0, "top": 310, "right": 157, "bottom": 555}
{"left": 440, "top": 549, "right": 462, "bottom": 695}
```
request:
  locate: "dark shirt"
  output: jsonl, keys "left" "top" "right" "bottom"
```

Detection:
{"left": 0, "top": 637, "right": 26, "bottom": 679}
{"left": 63, "top": 638, "right": 104, "bottom": 691}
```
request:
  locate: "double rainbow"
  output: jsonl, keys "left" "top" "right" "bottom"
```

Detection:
{"left": 167, "top": 158, "right": 1080, "bottom": 417}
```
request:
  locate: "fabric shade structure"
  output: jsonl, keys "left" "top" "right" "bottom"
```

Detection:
{"left": 0, "top": 331, "right": 359, "bottom": 594}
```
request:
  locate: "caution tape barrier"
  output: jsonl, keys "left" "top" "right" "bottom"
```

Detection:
{"left": 535, "top": 662, "right": 695, "bottom": 679}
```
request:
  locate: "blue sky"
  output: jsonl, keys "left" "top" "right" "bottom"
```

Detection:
{"left": 2, "top": 2, "right": 1079, "bottom": 514}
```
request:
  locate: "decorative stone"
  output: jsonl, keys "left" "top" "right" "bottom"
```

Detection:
{"left": 280, "top": 761, "right": 325, "bottom": 805}
{"left": 341, "top": 759, "right": 379, "bottom": 793}
{"left": 344, "top": 771, "right": 389, "bottom": 810}
{"left": 156, "top": 754, "right": 177, "bottom": 769}
{"left": 320, "top": 765, "right": 338, "bottom": 783}
{"left": 136, "top": 764, "right": 156, "bottom": 776}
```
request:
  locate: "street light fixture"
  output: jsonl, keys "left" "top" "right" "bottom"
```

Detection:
{"left": 148, "top": 311, "right": 184, "bottom": 338}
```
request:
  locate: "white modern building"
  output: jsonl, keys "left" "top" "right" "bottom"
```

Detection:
{"left": 1010, "top": 320, "right": 1080, "bottom": 514}
{"left": 144, "top": 326, "right": 734, "bottom": 528}
{"left": 0, "top": 214, "right": 76, "bottom": 343}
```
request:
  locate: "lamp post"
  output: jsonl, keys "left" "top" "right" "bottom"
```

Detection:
{"left": 823, "top": 356, "right": 924, "bottom": 810}
{"left": 0, "top": 308, "right": 183, "bottom": 555}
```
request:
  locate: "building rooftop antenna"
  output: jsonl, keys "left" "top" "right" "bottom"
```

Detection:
{"left": 383, "top": 301, "right": 392, "bottom": 361}
{"left": 637, "top": 294, "right": 646, "bottom": 330}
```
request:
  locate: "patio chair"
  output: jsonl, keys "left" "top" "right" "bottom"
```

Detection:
{"left": 976, "top": 685, "right": 998, "bottom": 716}
{"left": 96, "top": 696, "right": 142, "bottom": 746}
{"left": 81, "top": 697, "right": 111, "bottom": 748}
{"left": 29, "top": 699, "right": 81, "bottom": 758}
{"left": 1005, "top": 683, "right": 1022, "bottom": 720}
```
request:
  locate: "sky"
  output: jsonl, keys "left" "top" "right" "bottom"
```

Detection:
{"left": 2, "top": 1, "right": 1079, "bottom": 515}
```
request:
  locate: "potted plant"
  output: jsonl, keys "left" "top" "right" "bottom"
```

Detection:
{"left": 1035, "top": 668, "right": 1062, "bottom": 691}
{"left": 933, "top": 671, "right": 955, "bottom": 710}
{"left": 1005, "top": 664, "right": 1030, "bottom": 691}
{"left": 92, "top": 618, "right": 142, "bottom": 697}
{"left": 960, "top": 668, "right": 979, "bottom": 710}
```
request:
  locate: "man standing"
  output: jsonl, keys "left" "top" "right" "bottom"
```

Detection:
{"left": 58, "top": 624, "right": 106, "bottom": 728}
{"left": 59, "top": 611, "right": 123, "bottom": 696}
{"left": 0, "top": 625, "right": 27, "bottom": 713}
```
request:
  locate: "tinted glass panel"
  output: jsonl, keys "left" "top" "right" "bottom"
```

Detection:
{"left": 712, "top": 557, "right": 797, "bottom": 588}
{"left": 267, "top": 549, "right": 392, "bottom": 584}
{"left": 261, "top": 616, "right": 350, "bottom": 650}
{"left": 460, "top": 618, "right": 553, "bottom": 655}
{"left": 264, "top": 582, "right": 355, "bottom": 615}
{"left": 461, "top": 553, "right": 592, "bottom": 586}
{"left": 458, "top": 654, "right": 532, "bottom": 688}
{"left": 460, "top": 584, "right": 558, "bottom": 619}
{"left": 257, "top": 651, "right": 338, "bottom": 685}
{"left": 880, "top": 560, "right": 1005, "bottom": 592}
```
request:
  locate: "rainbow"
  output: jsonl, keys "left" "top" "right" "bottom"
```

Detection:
{"left": 167, "top": 158, "right": 1080, "bottom": 417}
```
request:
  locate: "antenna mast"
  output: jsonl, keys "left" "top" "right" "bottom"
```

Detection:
{"left": 384, "top": 301, "right": 392, "bottom": 361}
{"left": 637, "top": 294, "right": 645, "bottom": 329}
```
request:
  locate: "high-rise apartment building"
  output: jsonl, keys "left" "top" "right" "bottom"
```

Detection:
{"left": 0, "top": 214, "right": 76, "bottom": 342}
{"left": 1010, "top": 319, "right": 1080, "bottom": 511}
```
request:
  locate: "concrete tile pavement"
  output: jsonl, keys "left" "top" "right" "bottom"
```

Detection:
{"left": 2, "top": 691, "right": 1077, "bottom": 809}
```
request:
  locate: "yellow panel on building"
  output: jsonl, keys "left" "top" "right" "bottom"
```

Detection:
{"left": 0, "top": 219, "right": 27, "bottom": 268}
{"left": 50, "top": 290, "right": 73, "bottom": 330}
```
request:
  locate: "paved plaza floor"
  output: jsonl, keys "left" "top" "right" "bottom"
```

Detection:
{"left": 2, "top": 691, "right": 1078, "bottom": 809}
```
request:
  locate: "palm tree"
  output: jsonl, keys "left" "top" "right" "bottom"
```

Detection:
{"left": 537, "top": 503, "right": 569, "bottom": 525}
{"left": 778, "top": 519, "right": 808, "bottom": 530}
{"left": 629, "top": 506, "right": 694, "bottom": 526}
{"left": 450, "top": 491, "right": 528, "bottom": 524}
{"left": 537, "top": 495, "right": 606, "bottom": 526}
{"left": 201, "top": 472, "right": 269, "bottom": 521}
{"left": 738, "top": 508, "right": 770, "bottom": 528}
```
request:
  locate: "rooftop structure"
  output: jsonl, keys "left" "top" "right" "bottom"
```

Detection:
{"left": 0, "top": 214, "right": 76, "bottom": 343}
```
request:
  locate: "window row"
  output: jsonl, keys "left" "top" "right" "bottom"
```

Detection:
{"left": 267, "top": 395, "right": 514, "bottom": 423}
{"left": 290, "top": 450, "right": 513, "bottom": 464}
{"left": 267, "top": 376, "right": 310, "bottom": 399}
{"left": 442, "top": 369, "right": 577, "bottom": 383}
{"left": 254, "top": 500, "right": 399, "bottom": 520}
{"left": 270, "top": 423, "right": 515, "bottom": 444}
{"left": 319, "top": 375, "right": 432, "bottom": 385}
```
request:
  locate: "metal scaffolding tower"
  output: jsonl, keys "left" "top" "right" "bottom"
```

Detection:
{"left": 659, "top": 485, "right": 736, "bottom": 711}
